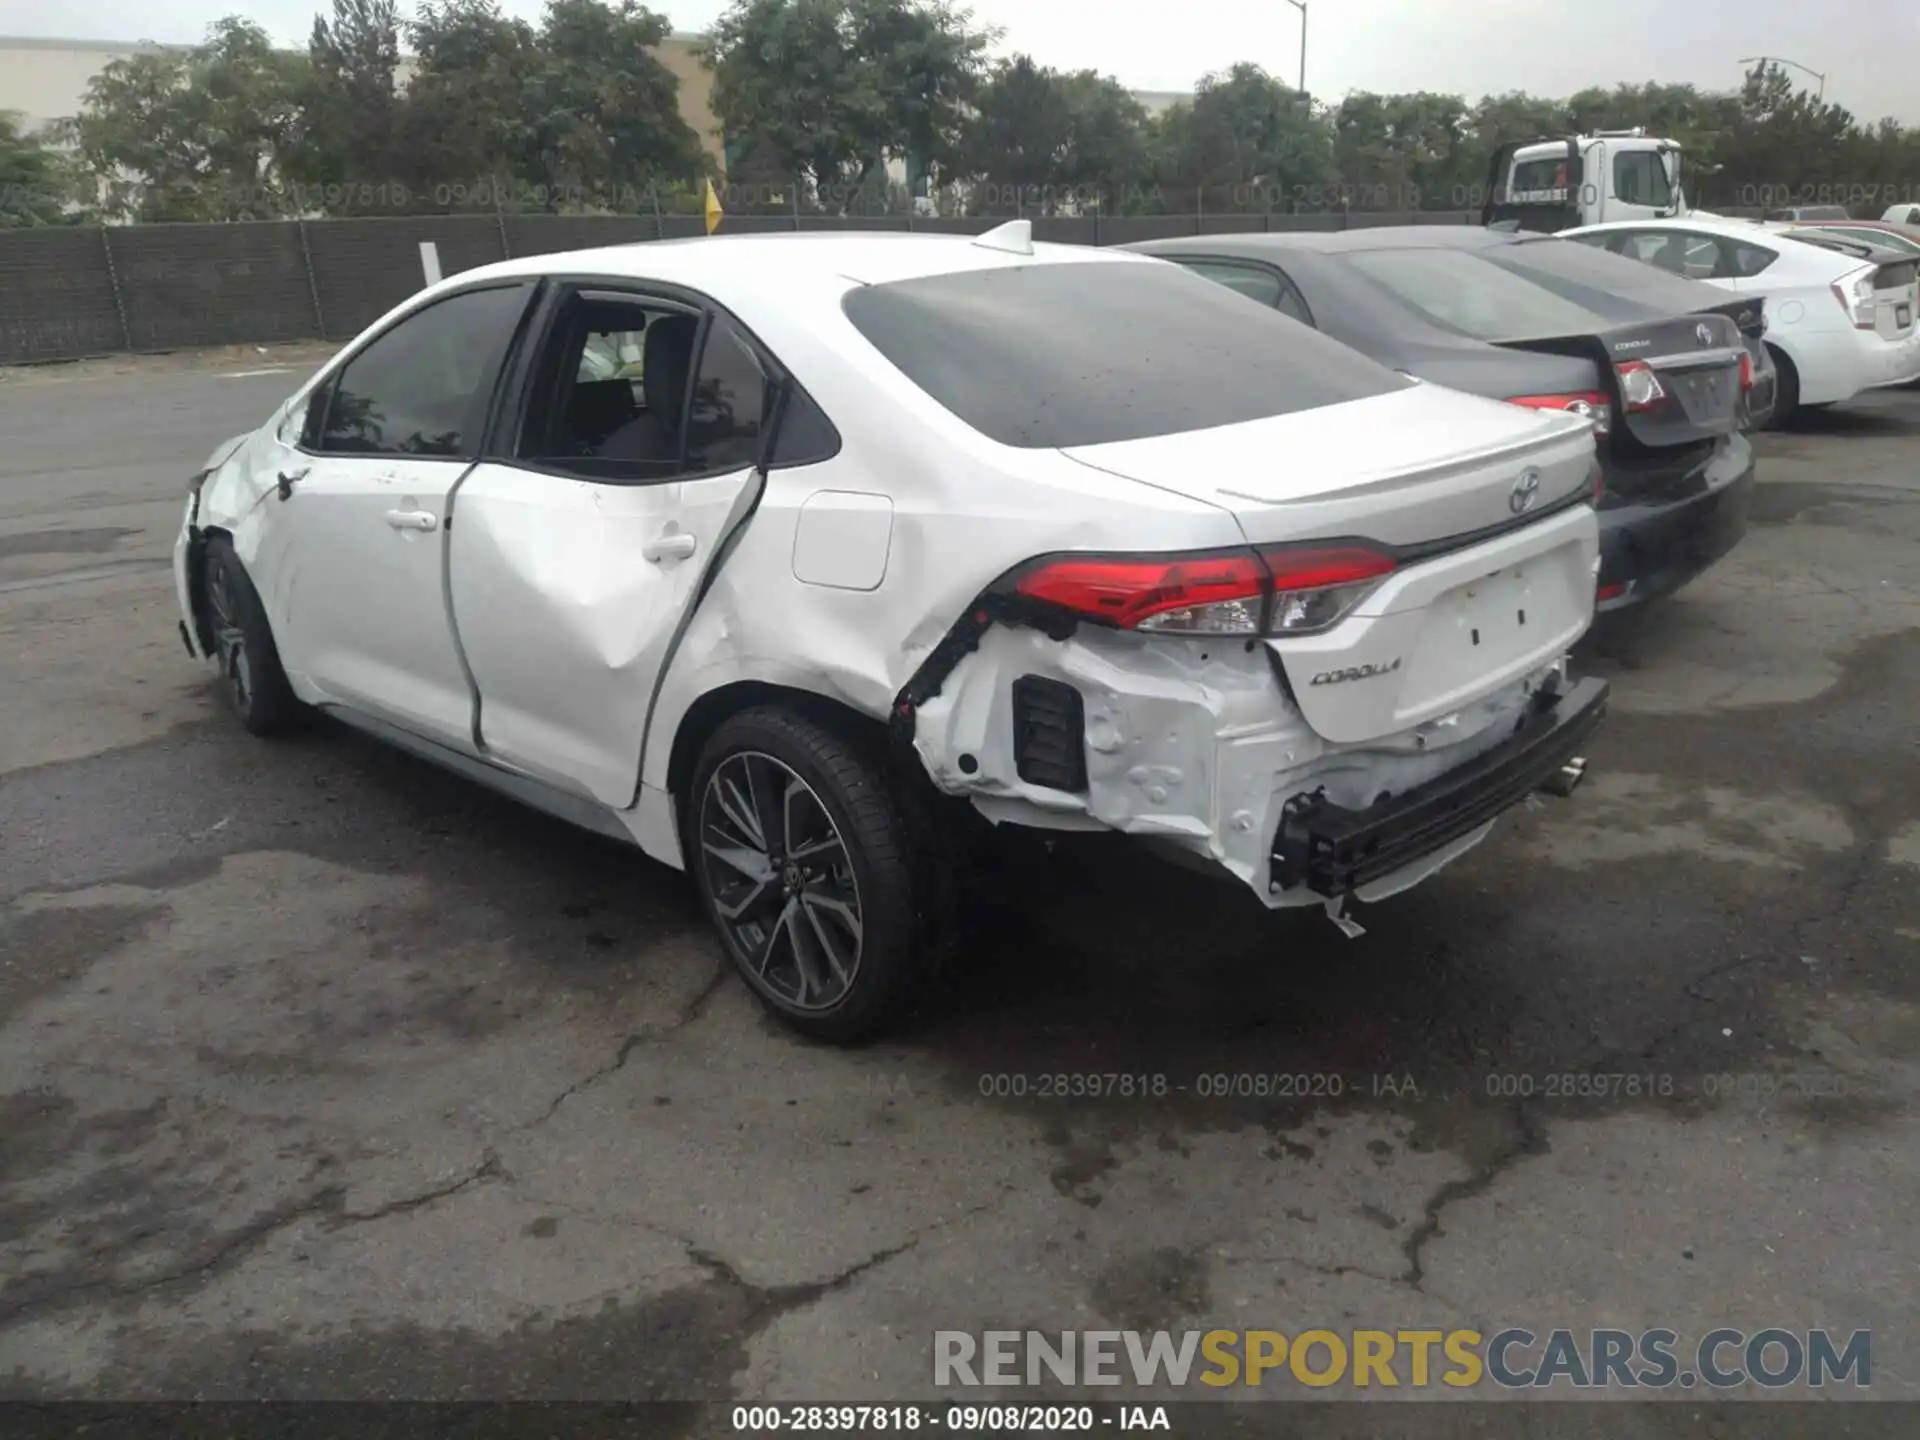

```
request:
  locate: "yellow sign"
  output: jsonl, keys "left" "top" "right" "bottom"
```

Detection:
{"left": 704, "top": 178, "right": 724, "bottom": 235}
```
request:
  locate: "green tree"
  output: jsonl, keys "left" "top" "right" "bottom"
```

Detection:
{"left": 513, "top": 0, "right": 707, "bottom": 210}
{"left": 0, "top": 113, "right": 87, "bottom": 226}
{"left": 67, "top": 18, "right": 307, "bottom": 221}
{"left": 1154, "top": 64, "right": 1334, "bottom": 211}
{"left": 1712, "top": 61, "right": 1860, "bottom": 208}
{"left": 398, "top": 0, "right": 541, "bottom": 208}
{"left": 958, "top": 55, "right": 1152, "bottom": 210}
{"left": 1331, "top": 91, "right": 1476, "bottom": 211}
{"left": 702, "top": 0, "right": 994, "bottom": 209}
{"left": 282, "top": 0, "right": 408, "bottom": 212}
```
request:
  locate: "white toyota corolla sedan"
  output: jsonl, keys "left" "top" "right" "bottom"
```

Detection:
{"left": 173, "top": 222, "right": 1609, "bottom": 1041}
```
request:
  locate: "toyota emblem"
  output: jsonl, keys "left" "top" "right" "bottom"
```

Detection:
{"left": 1509, "top": 469, "right": 1541, "bottom": 515}
{"left": 1696, "top": 321, "right": 1714, "bottom": 346}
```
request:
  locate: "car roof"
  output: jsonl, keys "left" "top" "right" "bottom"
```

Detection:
{"left": 1125, "top": 226, "right": 1537, "bottom": 259}
{"left": 447, "top": 229, "right": 1152, "bottom": 294}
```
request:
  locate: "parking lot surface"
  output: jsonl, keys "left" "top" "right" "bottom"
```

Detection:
{"left": 1, "top": 355, "right": 1917, "bottom": 1417}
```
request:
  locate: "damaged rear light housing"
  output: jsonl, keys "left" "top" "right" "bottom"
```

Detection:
{"left": 1507, "top": 390, "right": 1612, "bottom": 436}
{"left": 1613, "top": 358, "right": 1669, "bottom": 413}
{"left": 1007, "top": 542, "right": 1397, "bottom": 638}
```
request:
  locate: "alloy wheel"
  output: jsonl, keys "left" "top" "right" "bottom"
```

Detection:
{"left": 697, "top": 751, "right": 864, "bottom": 1011}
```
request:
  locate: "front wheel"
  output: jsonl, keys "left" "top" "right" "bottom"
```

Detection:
{"left": 687, "top": 706, "right": 939, "bottom": 1043}
{"left": 202, "top": 536, "right": 304, "bottom": 736}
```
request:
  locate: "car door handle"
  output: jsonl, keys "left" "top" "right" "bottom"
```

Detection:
{"left": 642, "top": 528, "right": 698, "bottom": 563}
{"left": 385, "top": 509, "right": 439, "bottom": 533}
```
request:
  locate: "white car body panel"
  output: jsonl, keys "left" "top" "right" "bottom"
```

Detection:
{"left": 257, "top": 453, "right": 473, "bottom": 740}
{"left": 1561, "top": 217, "right": 1920, "bottom": 406}
{"left": 445, "top": 461, "right": 758, "bottom": 808}
{"left": 176, "top": 231, "right": 1604, "bottom": 913}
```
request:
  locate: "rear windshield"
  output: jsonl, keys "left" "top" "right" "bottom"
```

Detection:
{"left": 1482, "top": 236, "right": 1739, "bottom": 314}
{"left": 840, "top": 260, "right": 1408, "bottom": 448}
{"left": 1337, "top": 248, "right": 1620, "bottom": 342}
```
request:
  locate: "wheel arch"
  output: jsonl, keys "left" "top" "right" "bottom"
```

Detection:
{"left": 186, "top": 522, "right": 237, "bottom": 654}
{"left": 666, "top": 680, "right": 891, "bottom": 810}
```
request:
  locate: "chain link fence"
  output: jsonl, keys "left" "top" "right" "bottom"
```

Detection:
{"left": 3, "top": 208, "right": 1497, "bottom": 366}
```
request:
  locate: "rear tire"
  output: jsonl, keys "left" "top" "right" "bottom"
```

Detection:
{"left": 1762, "top": 344, "right": 1799, "bottom": 429}
{"left": 687, "top": 706, "right": 940, "bottom": 1044}
{"left": 202, "top": 536, "right": 304, "bottom": 737}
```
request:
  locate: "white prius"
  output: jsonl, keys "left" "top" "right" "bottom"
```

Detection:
{"left": 172, "top": 223, "right": 1608, "bottom": 1041}
{"left": 1560, "top": 215, "right": 1920, "bottom": 424}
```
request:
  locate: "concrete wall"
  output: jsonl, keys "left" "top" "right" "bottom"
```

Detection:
{"left": 0, "top": 36, "right": 183, "bottom": 134}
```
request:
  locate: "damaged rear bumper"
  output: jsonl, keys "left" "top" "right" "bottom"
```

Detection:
{"left": 1271, "top": 676, "right": 1608, "bottom": 897}
{"left": 906, "top": 617, "right": 1604, "bottom": 911}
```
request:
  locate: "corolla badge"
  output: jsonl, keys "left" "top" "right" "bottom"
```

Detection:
{"left": 1509, "top": 468, "right": 1542, "bottom": 515}
{"left": 1311, "top": 659, "right": 1403, "bottom": 686}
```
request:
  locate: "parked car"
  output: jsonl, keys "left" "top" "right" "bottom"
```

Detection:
{"left": 174, "top": 223, "right": 1608, "bottom": 1041}
{"left": 1881, "top": 203, "right": 1920, "bottom": 226}
{"left": 1763, "top": 205, "right": 1854, "bottom": 222}
{"left": 1560, "top": 216, "right": 1920, "bottom": 422}
{"left": 1126, "top": 228, "right": 1758, "bottom": 615}
{"left": 1464, "top": 230, "right": 1779, "bottom": 431}
{"left": 1780, "top": 220, "right": 1920, "bottom": 259}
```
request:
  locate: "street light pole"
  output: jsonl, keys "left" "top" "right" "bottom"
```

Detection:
{"left": 1738, "top": 55, "right": 1827, "bottom": 102}
{"left": 1285, "top": 0, "right": 1307, "bottom": 101}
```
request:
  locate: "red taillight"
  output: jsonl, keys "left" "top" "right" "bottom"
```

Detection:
{"left": 1259, "top": 544, "right": 1399, "bottom": 634}
{"left": 1507, "top": 390, "right": 1612, "bottom": 435}
{"left": 1739, "top": 351, "right": 1754, "bottom": 391}
{"left": 1008, "top": 544, "right": 1397, "bottom": 637}
{"left": 1257, "top": 545, "right": 1397, "bottom": 592}
{"left": 1597, "top": 581, "right": 1627, "bottom": 601}
{"left": 1012, "top": 552, "right": 1266, "bottom": 631}
{"left": 1614, "top": 359, "right": 1669, "bottom": 413}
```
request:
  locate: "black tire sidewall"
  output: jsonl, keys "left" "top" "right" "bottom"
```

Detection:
{"left": 204, "top": 537, "right": 300, "bottom": 735}
{"left": 1763, "top": 344, "right": 1798, "bottom": 428}
{"left": 687, "top": 707, "right": 926, "bottom": 1043}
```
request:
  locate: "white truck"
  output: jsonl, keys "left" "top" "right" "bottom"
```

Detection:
{"left": 1481, "top": 129, "right": 1698, "bottom": 232}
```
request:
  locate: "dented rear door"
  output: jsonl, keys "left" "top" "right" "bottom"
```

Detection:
{"left": 444, "top": 287, "right": 773, "bottom": 809}
{"left": 446, "top": 461, "right": 756, "bottom": 807}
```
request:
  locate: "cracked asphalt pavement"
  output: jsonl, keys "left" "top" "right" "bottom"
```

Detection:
{"left": 1, "top": 354, "right": 1917, "bottom": 1414}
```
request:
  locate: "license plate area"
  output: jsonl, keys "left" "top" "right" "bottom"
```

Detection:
{"left": 1434, "top": 566, "right": 1542, "bottom": 669}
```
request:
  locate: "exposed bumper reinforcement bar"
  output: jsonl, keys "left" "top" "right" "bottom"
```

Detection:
{"left": 1271, "top": 676, "right": 1610, "bottom": 897}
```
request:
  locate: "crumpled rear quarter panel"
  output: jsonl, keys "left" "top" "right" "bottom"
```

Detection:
{"left": 912, "top": 624, "right": 1548, "bottom": 904}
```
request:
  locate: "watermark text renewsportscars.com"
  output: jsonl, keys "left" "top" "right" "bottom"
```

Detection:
{"left": 934, "top": 1328, "right": 1871, "bottom": 1391}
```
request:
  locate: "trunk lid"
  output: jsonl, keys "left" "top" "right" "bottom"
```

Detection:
{"left": 1058, "top": 383, "right": 1601, "bottom": 744}
{"left": 1872, "top": 260, "right": 1917, "bottom": 341}
{"left": 1501, "top": 311, "right": 1744, "bottom": 449}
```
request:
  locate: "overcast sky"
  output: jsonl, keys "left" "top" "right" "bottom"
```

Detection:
{"left": 8, "top": 0, "right": 1918, "bottom": 124}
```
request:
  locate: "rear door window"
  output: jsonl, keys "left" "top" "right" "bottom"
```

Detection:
{"left": 685, "top": 319, "right": 768, "bottom": 474}
{"left": 841, "top": 260, "right": 1405, "bottom": 448}
{"left": 1174, "top": 259, "right": 1285, "bottom": 307}
{"left": 516, "top": 293, "right": 702, "bottom": 480}
{"left": 1172, "top": 258, "right": 1317, "bottom": 325}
